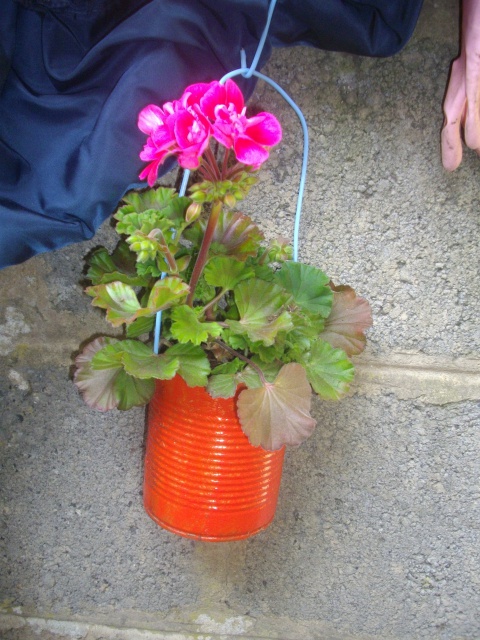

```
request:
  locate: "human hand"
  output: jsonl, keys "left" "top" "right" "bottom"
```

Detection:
{"left": 441, "top": 0, "right": 480, "bottom": 171}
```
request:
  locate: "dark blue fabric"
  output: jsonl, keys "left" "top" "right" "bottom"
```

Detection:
{"left": 0, "top": 0, "right": 424, "bottom": 268}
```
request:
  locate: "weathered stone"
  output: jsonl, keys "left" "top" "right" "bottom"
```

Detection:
{"left": 1, "top": 0, "right": 479, "bottom": 638}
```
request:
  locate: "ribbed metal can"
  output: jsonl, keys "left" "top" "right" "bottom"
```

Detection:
{"left": 143, "top": 376, "right": 285, "bottom": 541}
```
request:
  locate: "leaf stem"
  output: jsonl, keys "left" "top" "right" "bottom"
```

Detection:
{"left": 161, "top": 246, "right": 178, "bottom": 273}
{"left": 202, "top": 288, "right": 227, "bottom": 315}
{"left": 186, "top": 200, "right": 222, "bottom": 306}
{"left": 213, "top": 339, "right": 267, "bottom": 385}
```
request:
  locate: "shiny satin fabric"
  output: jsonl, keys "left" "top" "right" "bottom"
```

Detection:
{"left": 0, "top": 0, "right": 423, "bottom": 268}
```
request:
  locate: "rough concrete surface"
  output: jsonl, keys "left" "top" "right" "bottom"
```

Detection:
{"left": 1, "top": 0, "right": 479, "bottom": 638}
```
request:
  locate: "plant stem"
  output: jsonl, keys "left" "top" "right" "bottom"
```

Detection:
{"left": 202, "top": 288, "right": 226, "bottom": 315}
{"left": 225, "top": 162, "right": 245, "bottom": 180}
{"left": 213, "top": 339, "right": 268, "bottom": 386}
{"left": 161, "top": 247, "right": 178, "bottom": 273}
{"left": 205, "top": 146, "right": 221, "bottom": 180}
{"left": 198, "top": 162, "right": 217, "bottom": 183}
{"left": 186, "top": 200, "right": 222, "bottom": 306}
{"left": 221, "top": 148, "right": 231, "bottom": 180}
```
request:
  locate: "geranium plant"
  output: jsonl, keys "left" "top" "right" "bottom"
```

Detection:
{"left": 74, "top": 79, "right": 372, "bottom": 451}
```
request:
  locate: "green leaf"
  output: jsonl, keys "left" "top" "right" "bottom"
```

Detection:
{"left": 190, "top": 276, "right": 217, "bottom": 305}
{"left": 91, "top": 339, "right": 176, "bottom": 380}
{"left": 320, "top": 285, "right": 372, "bottom": 356}
{"left": 206, "top": 359, "right": 243, "bottom": 398}
{"left": 163, "top": 343, "right": 211, "bottom": 387}
{"left": 86, "top": 277, "right": 188, "bottom": 327}
{"left": 206, "top": 359, "right": 257, "bottom": 399}
{"left": 136, "top": 259, "right": 163, "bottom": 279}
{"left": 237, "top": 363, "right": 316, "bottom": 450}
{"left": 245, "top": 258, "right": 276, "bottom": 282}
{"left": 114, "top": 371, "right": 155, "bottom": 410}
{"left": 223, "top": 331, "right": 249, "bottom": 351}
{"left": 301, "top": 339, "right": 354, "bottom": 400}
{"left": 204, "top": 256, "right": 254, "bottom": 290}
{"left": 121, "top": 187, "right": 178, "bottom": 213}
{"left": 126, "top": 315, "right": 155, "bottom": 338}
{"left": 75, "top": 338, "right": 158, "bottom": 410}
{"left": 248, "top": 339, "right": 286, "bottom": 363}
{"left": 265, "top": 236, "right": 293, "bottom": 263}
{"left": 86, "top": 282, "right": 143, "bottom": 327}
{"left": 239, "top": 361, "right": 281, "bottom": 387}
{"left": 74, "top": 337, "right": 157, "bottom": 411}
{"left": 116, "top": 188, "right": 190, "bottom": 233}
{"left": 275, "top": 262, "right": 333, "bottom": 316}
{"left": 73, "top": 337, "right": 122, "bottom": 411}
{"left": 170, "top": 305, "right": 223, "bottom": 345}
{"left": 207, "top": 373, "right": 240, "bottom": 399}
{"left": 213, "top": 210, "right": 264, "bottom": 260}
{"left": 226, "top": 280, "right": 293, "bottom": 346}
{"left": 188, "top": 210, "right": 264, "bottom": 261}
{"left": 86, "top": 242, "right": 149, "bottom": 287}
{"left": 283, "top": 311, "right": 326, "bottom": 359}
{"left": 211, "top": 359, "right": 245, "bottom": 375}
{"left": 121, "top": 350, "right": 179, "bottom": 382}
{"left": 147, "top": 276, "right": 190, "bottom": 312}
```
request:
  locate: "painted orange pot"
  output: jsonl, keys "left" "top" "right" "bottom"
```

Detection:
{"left": 143, "top": 375, "right": 285, "bottom": 541}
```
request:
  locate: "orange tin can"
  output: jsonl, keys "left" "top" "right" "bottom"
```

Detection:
{"left": 143, "top": 375, "right": 285, "bottom": 541}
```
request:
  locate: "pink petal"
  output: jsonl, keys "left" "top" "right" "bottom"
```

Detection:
{"left": 177, "top": 151, "right": 202, "bottom": 170}
{"left": 138, "top": 104, "right": 165, "bottom": 135}
{"left": 174, "top": 110, "right": 195, "bottom": 147}
{"left": 183, "top": 82, "right": 212, "bottom": 106}
{"left": 139, "top": 160, "right": 161, "bottom": 187}
{"left": 200, "top": 82, "right": 226, "bottom": 119}
{"left": 224, "top": 79, "right": 244, "bottom": 112}
{"left": 176, "top": 110, "right": 211, "bottom": 149}
{"left": 245, "top": 112, "right": 282, "bottom": 146}
{"left": 212, "top": 121, "right": 234, "bottom": 148}
{"left": 151, "top": 127, "right": 175, "bottom": 148}
{"left": 139, "top": 139, "right": 159, "bottom": 161}
{"left": 233, "top": 136, "right": 269, "bottom": 166}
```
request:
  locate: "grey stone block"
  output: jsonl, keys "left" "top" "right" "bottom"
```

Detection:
{"left": 1, "top": 0, "right": 479, "bottom": 638}
{"left": 1, "top": 365, "right": 479, "bottom": 638}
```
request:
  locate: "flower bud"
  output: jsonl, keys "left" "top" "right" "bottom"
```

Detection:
{"left": 190, "top": 190, "right": 207, "bottom": 203}
{"left": 185, "top": 202, "right": 202, "bottom": 223}
{"left": 223, "top": 193, "right": 236, "bottom": 208}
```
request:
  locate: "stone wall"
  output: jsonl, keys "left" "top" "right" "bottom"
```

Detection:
{"left": 1, "top": 0, "right": 479, "bottom": 638}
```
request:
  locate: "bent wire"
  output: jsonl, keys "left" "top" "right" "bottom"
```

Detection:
{"left": 153, "top": 0, "right": 309, "bottom": 353}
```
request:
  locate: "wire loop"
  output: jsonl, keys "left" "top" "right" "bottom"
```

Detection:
{"left": 154, "top": 0, "right": 309, "bottom": 353}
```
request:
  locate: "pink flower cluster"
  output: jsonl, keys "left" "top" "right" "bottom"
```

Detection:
{"left": 138, "top": 80, "right": 282, "bottom": 186}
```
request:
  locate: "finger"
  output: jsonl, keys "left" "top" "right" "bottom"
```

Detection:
{"left": 441, "top": 120, "right": 463, "bottom": 171}
{"left": 441, "top": 58, "right": 467, "bottom": 171}
{"left": 463, "top": 0, "right": 480, "bottom": 150}
{"left": 464, "top": 51, "right": 480, "bottom": 150}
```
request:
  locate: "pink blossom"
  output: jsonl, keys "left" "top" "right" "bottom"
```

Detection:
{"left": 138, "top": 79, "right": 282, "bottom": 184}
{"left": 189, "top": 79, "right": 282, "bottom": 167}
{"left": 138, "top": 103, "right": 179, "bottom": 186}
{"left": 173, "top": 106, "right": 212, "bottom": 170}
{"left": 138, "top": 97, "right": 213, "bottom": 185}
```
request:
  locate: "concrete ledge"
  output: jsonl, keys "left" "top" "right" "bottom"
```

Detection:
{"left": 0, "top": 612, "right": 357, "bottom": 640}
{"left": 354, "top": 354, "right": 480, "bottom": 404}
